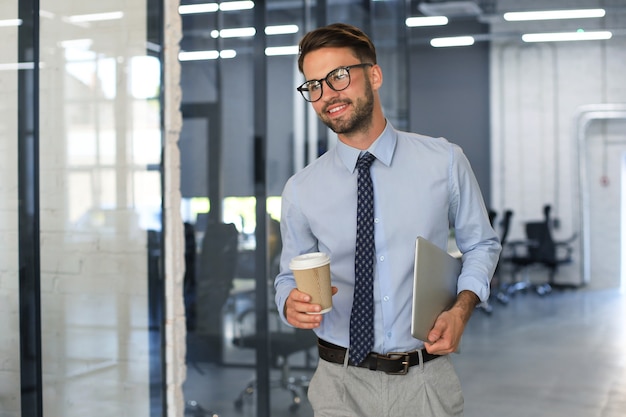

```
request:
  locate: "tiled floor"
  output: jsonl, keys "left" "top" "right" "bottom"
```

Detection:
{"left": 184, "top": 285, "right": 626, "bottom": 417}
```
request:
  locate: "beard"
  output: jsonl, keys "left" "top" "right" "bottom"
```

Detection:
{"left": 319, "top": 77, "right": 375, "bottom": 135}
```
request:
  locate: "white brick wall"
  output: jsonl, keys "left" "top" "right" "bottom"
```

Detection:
{"left": 163, "top": 1, "right": 186, "bottom": 417}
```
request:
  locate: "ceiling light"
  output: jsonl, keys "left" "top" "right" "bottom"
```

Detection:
{"left": 60, "top": 39, "right": 93, "bottom": 49}
{"left": 219, "top": 1, "right": 254, "bottom": 11}
{"left": 66, "top": 11, "right": 124, "bottom": 23}
{"left": 219, "top": 50, "right": 237, "bottom": 59}
{"left": 179, "top": 50, "right": 237, "bottom": 61}
{"left": 39, "top": 10, "right": 55, "bottom": 19}
{"left": 504, "top": 8, "right": 605, "bottom": 22}
{"left": 0, "top": 62, "right": 35, "bottom": 71}
{"left": 179, "top": 50, "right": 220, "bottom": 61}
{"left": 265, "top": 46, "right": 299, "bottom": 56}
{"left": 179, "top": 3, "right": 219, "bottom": 14}
{"left": 405, "top": 16, "right": 448, "bottom": 27}
{"left": 0, "top": 19, "right": 22, "bottom": 27}
{"left": 265, "top": 25, "right": 299, "bottom": 35}
{"left": 217, "top": 27, "right": 256, "bottom": 38}
{"left": 522, "top": 30, "right": 612, "bottom": 43}
{"left": 430, "top": 36, "right": 475, "bottom": 48}
{"left": 210, "top": 25, "right": 298, "bottom": 39}
{"left": 179, "top": 1, "right": 253, "bottom": 14}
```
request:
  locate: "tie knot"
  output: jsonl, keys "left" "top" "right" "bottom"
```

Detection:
{"left": 357, "top": 152, "right": 376, "bottom": 171}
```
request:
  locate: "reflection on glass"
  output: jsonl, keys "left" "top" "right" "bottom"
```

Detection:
{"left": 39, "top": 2, "right": 161, "bottom": 416}
{"left": 0, "top": 4, "right": 21, "bottom": 417}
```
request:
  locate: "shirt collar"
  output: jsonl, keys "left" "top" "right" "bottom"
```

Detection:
{"left": 337, "top": 121, "right": 397, "bottom": 173}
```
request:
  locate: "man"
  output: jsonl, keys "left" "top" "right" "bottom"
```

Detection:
{"left": 274, "top": 23, "right": 501, "bottom": 417}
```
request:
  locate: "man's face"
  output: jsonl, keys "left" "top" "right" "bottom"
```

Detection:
{"left": 302, "top": 47, "right": 375, "bottom": 135}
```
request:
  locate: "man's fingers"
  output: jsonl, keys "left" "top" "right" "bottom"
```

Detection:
{"left": 289, "top": 287, "right": 311, "bottom": 303}
{"left": 424, "top": 314, "right": 452, "bottom": 354}
{"left": 285, "top": 288, "right": 324, "bottom": 328}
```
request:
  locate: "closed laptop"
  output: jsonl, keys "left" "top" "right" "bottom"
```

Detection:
{"left": 411, "top": 236, "right": 461, "bottom": 342}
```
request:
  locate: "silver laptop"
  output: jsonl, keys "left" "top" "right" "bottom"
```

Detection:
{"left": 410, "top": 236, "right": 462, "bottom": 342}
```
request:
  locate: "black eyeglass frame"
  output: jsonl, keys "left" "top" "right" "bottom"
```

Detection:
{"left": 296, "top": 63, "right": 373, "bottom": 102}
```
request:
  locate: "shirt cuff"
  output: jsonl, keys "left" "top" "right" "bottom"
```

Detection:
{"left": 457, "top": 275, "right": 490, "bottom": 303}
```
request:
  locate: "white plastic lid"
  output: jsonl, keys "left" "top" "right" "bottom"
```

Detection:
{"left": 289, "top": 252, "right": 330, "bottom": 270}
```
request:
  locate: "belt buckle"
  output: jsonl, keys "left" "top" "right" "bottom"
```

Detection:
{"left": 384, "top": 352, "right": 410, "bottom": 375}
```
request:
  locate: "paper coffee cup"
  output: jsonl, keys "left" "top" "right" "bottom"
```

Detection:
{"left": 289, "top": 252, "right": 332, "bottom": 314}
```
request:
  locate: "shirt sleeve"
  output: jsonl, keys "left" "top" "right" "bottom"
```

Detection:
{"left": 448, "top": 144, "right": 502, "bottom": 302}
{"left": 274, "top": 178, "right": 319, "bottom": 324}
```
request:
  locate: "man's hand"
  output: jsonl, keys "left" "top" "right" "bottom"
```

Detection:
{"left": 424, "top": 290, "right": 479, "bottom": 355}
{"left": 284, "top": 287, "right": 338, "bottom": 329}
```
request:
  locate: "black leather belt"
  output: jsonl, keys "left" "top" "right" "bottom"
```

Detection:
{"left": 317, "top": 339, "right": 441, "bottom": 375}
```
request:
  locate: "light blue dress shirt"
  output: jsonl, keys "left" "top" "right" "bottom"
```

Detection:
{"left": 275, "top": 121, "right": 501, "bottom": 353}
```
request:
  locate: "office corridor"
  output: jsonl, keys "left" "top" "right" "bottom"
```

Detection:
{"left": 456, "top": 286, "right": 626, "bottom": 417}
{"left": 184, "top": 286, "right": 626, "bottom": 417}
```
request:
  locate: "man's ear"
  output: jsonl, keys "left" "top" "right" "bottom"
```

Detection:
{"left": 370, "top": 64, "right": 383, "bottom": 90}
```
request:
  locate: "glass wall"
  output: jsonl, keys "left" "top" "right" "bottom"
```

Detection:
{"left": 0, "top": 0, "right": 164, "bottom": 416}
{"left": 0, "top": 2, "right": 21, "bottom": 416}
{"left": 178, "top": 1, "right": 412, "bottom": 416}
{"left": 38, "top": 0, "right": 163, "bottom": 415}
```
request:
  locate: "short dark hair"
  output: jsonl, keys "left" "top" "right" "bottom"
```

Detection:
{"left": 297, "top": 23, "right": 377, "bottom": 73}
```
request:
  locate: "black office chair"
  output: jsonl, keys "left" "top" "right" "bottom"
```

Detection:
{"left": 185, "top": 221, "right": 239, "bottom": 417}
{"left": 192, "top": 222, "right": 240, "bottom": 362}
{"left": 503, "top": 205, "right": 576, "bottom": 296}
{"left": 232, "top": 308, "right": 318, "bottom": 412}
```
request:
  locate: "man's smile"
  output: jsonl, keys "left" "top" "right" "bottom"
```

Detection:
{"left": 325, "top": 102, "right": 350, "bottom": 117}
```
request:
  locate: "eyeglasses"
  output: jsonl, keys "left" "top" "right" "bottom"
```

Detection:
{"left": 296, "top": 63, "right": 373, "bottom": 102}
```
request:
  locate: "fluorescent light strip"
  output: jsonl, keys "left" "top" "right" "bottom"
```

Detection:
{"left": 522, "top": 30, "right": 612, "bottom": 43}
{"left": 504, "top": 8, "right": 605, "bottom": 22}
{"left": 178, "top": 50, "right": 236, "bottom": 61}
{"left": 210, "top": 25, "right": 299, "bottom": 38}
{"left": 431, "top": 36, "right": 475, "bottom": 48}
{"left": 39, "top": 10, "right": 55, "bottom": 19}
{"left": 265, "top": 45, "right": 299, "bottom": 56}
{"left": 219, "top": 49, "right": 237, "bottom": 59}
{"left": 405, "top": 16, "right": 448, "bottom": 27}
{"left": 60, "top": 39, "right": 93, "bottom": 49}
{"left": 179, "top": 50, "right": 219, "bottom": 61}
{"left": 0, "top": 62, "right": 35, "bottom": 71}
{"left": 66, "top": 11, "right": 124, "bottom": 23}
{"left": 265, "top": 24, "right": 299, "bottom": 35}
{"left": 0, "top": 19, "right": 22, "bottom": 27}
{"left": 219, "top": 1, "right": 254, "bottom": 11}
{"left": 179, "top": 3, "right": 219, "bottom": 14}
{"left": 180, "top": 46, "right": 301, "bottom": 59}
{"left": 179, "top": 1, "right": 253, "bottom": 14}
{"left": 217, "top": 27, "right": 256, "bottom": 38}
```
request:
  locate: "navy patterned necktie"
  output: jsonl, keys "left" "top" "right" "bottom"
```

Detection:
{"left": 349, "top": 152, "right": 376, "bottom": 366}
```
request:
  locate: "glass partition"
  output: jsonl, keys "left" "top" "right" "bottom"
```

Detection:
{"left": 178, "top": 0, "right": 260, "bottom": 414}
{"left": 37, "top": 1, "right": 163, "bottom": 416}
{"left": 178, "top": 0, "right": 414, "bottom": 415}
{"left": 0, "top": 2, "right": 21, "bottom": 417}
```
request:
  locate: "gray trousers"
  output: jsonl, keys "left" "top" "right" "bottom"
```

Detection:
{"left": 308, "top": 355, "right": 464, "bottom": 417}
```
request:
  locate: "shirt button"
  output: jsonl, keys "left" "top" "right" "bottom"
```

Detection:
{"left": 379, "top": 255, "right": 385, "bottom": 262}
{"left": 386, "top": 332, "right": 392, "bottom": 338}
{"left": 374, "top": 218, "right": 380, "bottom": 223}
{"left": 383, "top": 296, "right": 390, "bottom": 302}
